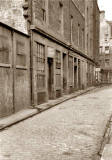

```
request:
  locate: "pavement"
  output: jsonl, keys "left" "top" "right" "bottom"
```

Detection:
{"left": 101, "top": 115, "right": 112, "bottom": 160}
{"left": 0, "top": 86, "right": 95, "bottom": 130}
{"left": 0, "top": 86, "right": 112, "bottom": 160}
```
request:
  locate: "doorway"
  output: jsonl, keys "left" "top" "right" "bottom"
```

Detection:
{"left": 47, "top": 58, "right": 54, "bottom": 99}
{"left": 74, "top": 58, "right": 77, "bottom": 90}
{"left": 78, "top": 60, "right": 81, "bottom": 89}
{"left": 63, "top": 53, "right": 67, "bottom": 93}
{"left": 74, "top": 66, "right": 77, "bottom": 90}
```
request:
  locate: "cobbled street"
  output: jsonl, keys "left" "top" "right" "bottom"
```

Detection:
{"left": 1, "top": 86, "right": 112, "bottom": 160}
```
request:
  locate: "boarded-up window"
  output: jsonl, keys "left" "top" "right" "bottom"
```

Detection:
{"left": 16, "top": 41, "right": 26, "bottom": 66}
{"left": 69, "top": 56, "right": 73, "bottom": 85}
{"left": 56, "top": 69, "right": 61, "bottom": 88}
{"left": 0, "top": 35, "right": 9, "bottom": 64}
{"left": 56, "top": 50, "right": 61, "bottom": 69}
{"left": 0, "top": 47, "right": 9, "bottom": 64}
{"left": 56, "top": 50, "right": 61, "bottom": 88}
{"left": 36, "top": 42, "right": 45, "bottom": 90}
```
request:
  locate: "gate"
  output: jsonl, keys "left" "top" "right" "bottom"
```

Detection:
{"left": 0, "top": 26, "right": 13, "bottom": 117}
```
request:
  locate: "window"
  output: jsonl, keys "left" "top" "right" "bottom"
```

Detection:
{"left": 42, "top": 9, "right": 46, "bottom": 22}
{"left": 87, "top": 7, "right": 89, "bottom": 27}
{"left": 105, "top": 46, "right": 109, "bottom": 54}
{"left": 105, "top": 59, "right": 109, "bottom": 67}
{"left": 59, "top": 1, "right": 63, "bottom": 7}
{"left": 41, "top": 0, "right": 46, "bottom": 22}
{"left": 16, "top": 41, "right": 26, "bottom": 66}
{"left": 70, "top": 15, "right": 73, "bottom": 43}
{"left": 0, "top": 35, "right": 9, "bottom": 64}
{"left": 82, "top": 29, "right": 84, "bottom": 49}
{"left": 56, "top": 50, "right": 61, "bottom": 69}
{"left": 105, "top": 33, "right": 108, "bottom": 37}
{"left": 78, "top": 24, "right": 80, "bottom": 46}
{"left": 105, "top": 46, "right": 109, "bottom": 50}
{"left": 59, "top": 1, "right": 63, "bottom": 34}
{"left": 104, "top": 34, "right": 108, "bottom": 42}
{"left": 99, "top": 46, "right": 103, "bottom": 54}
{"left": 69, "top": 56, "right": 73, "bottom": 85}
{"left": 87, "top": 33, "right": 89, "bottom": 52}
{"left": 56, "top": 50, "right": 61, "bottom": 88}
{"left": 36, "top": 42, "right": 45, "bottom": 90}
{"left": 0, "top": 47, "right": 9, "bottom": 64}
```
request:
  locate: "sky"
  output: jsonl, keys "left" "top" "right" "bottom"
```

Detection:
{"left": 98, "top": 0, "right": 112, "bottom": 20}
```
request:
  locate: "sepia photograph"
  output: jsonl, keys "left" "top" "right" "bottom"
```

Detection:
{"left": 0, "top": 0, "right": 112, "bottom": 159}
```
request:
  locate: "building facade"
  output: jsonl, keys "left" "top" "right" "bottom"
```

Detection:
{"left": 85, "top": 0, "right": 100, "bottom": 85}
{"left": 0, "top": 0, "right": 100, "bottom": 117}
{"left": 99, "top": 11, "right": 112, "bottom": 83}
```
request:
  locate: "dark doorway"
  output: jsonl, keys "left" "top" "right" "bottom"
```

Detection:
{"left": 47, "top": 58, "right": 54, "bottom": 99}
{"left": 78, "top": 60, "right": 81, "bottom": 89}
{"left": 74, "top": 58, "right": 77, "bottom": 90}
{"left": 74, "top": 67, "right": 77, "bottom": 90}
{"left": 63, "top": 53, "right": 67, "bottom": 93}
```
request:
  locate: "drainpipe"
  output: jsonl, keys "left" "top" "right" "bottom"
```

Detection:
{"left": 23, "top": 0, "right": 35, "bottom": 107}
{"left": 11, "top": 30, "right": 15, "bottom": 113}
{"left": 30, "top": 0, "right": 35, "bottom": 107}
{"left": 30, "top": 30, "right": 35, "bottom": 107}
{"left": 69, "top": 0, "right": 72, "bottom": 45}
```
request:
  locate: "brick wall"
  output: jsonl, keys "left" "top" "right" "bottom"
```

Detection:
{"left": 0, "top": 0, "right": 27, "bottom": 33}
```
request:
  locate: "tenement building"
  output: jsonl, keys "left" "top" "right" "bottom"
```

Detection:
{"left": 99, "top": 11, "right": 112, "bottom": 83}
{"left": 0, "top": 0, "right": 100, "bottom": 117}
{"left": 85, "top": 0, "right": 100, "bottom": 85}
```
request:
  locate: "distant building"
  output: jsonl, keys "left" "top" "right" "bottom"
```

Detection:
{"left": 99, "top": 11, "right": 112, "bottom": 83}
{"left": 0, "top": 0, "right": 100, "bottom": 117}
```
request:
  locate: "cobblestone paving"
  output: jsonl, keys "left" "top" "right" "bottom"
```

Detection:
{"left": 1, "top": 86, "right": 112, "bottom": 160}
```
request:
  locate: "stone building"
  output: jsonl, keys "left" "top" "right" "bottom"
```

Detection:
{"left": 99, "top": 11, "right": 112, "bottom": 83}
{"left": 0, "top": 0, "right": 100, "bottom": 117}
{"left": 85, "top": 0, "right": 100, "bottom": 86}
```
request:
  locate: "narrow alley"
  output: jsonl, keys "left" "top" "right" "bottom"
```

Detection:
{"left": 0, "top": 86, "right": 112, "bottom": 160}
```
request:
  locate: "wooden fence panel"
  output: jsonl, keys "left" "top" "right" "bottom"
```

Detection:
{"left": 0, "top": 26, "right": 13, "bottom": 117}
{"left": 14, "top": 32, "right": 31, "bottom": 112}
